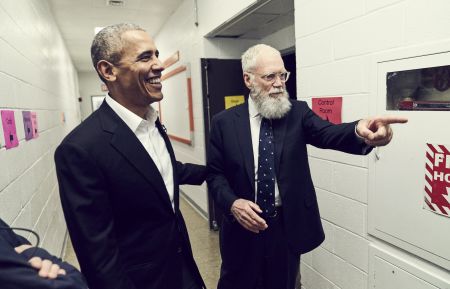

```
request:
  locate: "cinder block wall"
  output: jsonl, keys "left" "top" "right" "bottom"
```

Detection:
{"left": 0, "top": 0, "right": 80, "bottom": 257}
{"left": 295, "top": 0, "right": 450, "bottom": 288}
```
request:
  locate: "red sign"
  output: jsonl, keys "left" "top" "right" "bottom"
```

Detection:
{"left": 312, "top": 97, "right": 342, "bottom": 124}
{"left": 424, "top": 143, "right": 450, "bottom": 217}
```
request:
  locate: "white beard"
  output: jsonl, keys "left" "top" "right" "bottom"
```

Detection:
{"left": 250, "top": 85, "right": 292, "bottom": 119}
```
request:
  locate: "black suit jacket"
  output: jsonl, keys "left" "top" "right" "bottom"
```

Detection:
{"left": 0, "top": 218, "right": 87, "bottom": 289}
{"left": 55, "top": 102, "right": 207, "bottom": 289}
{"left": 207, "top": 100, "right": 371, "bottom": 254}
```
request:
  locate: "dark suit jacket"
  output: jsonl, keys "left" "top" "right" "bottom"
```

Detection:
{"left": 55, "top": 102, "right": 207, "bottom": 289}
{"left": 0, "top": 218, "right": 87, "bottom": 289}
{"left": 207, "top": 100, "right": 371, "bottom": 255}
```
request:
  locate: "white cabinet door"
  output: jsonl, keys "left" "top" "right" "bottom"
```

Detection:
{"left": 368, "top": 47, "right": 450, "bottom": 270}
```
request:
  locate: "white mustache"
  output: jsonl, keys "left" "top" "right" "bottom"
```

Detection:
{"left": 270, "top": 88, "right": 284, "bottom": 94}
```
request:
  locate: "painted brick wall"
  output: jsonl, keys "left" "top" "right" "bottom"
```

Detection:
{"left": 295, "top": 0, "right": 450, "bottom": 288}
{"left": 0, "top": 0, "right": 80, "bottom": 257}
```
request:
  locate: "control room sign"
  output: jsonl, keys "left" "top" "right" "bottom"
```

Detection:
{"left": 312, "top": 97, "right": 342, "bottom": 124}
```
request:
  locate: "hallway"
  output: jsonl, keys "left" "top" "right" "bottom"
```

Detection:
{"left": 64, "top": 197, "right": 221, "bottom": 289}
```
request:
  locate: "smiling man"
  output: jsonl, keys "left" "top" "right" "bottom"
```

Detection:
{"left": 207, "top": 44, "right": 407, "bottom": 289}
{"left": 55, "top": 23, "right": 206, "bottom": 289}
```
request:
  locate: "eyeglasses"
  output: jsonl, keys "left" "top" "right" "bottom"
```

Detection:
{"left": 247, "top": 71, "right": 290, "bottom": 83}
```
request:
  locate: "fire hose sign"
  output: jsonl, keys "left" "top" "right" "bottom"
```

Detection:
{"left": 424, "top": 143, "right": 450, "bottom": 217}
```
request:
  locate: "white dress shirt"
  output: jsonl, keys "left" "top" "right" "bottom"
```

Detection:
{"left": 248, "top": 97, "right": 282, "bottom": 207}
{"left": 105, "top": 95, "right": 175, "bottom": 210}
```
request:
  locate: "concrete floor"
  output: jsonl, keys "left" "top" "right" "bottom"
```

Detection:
{"left": 63, "top": 197, "right": 221, "bottom": 289}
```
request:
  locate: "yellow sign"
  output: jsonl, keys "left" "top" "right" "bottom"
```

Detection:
{"left": 224, "top": 95, "right": 245, "bottom": 109}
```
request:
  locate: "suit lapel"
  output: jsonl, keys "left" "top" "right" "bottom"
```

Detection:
{"left": 155, "top": 119, "right": 180, "bottom": 210}
{"left": 234, "top": 104, "right": 255, "bottom": 192}
{"left": 98, "top": 103, "right": 173, "bottom": 210}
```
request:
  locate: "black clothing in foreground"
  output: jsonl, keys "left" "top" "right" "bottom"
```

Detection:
{"left": 0, "top": 218, "right": 87, "bottom": 289}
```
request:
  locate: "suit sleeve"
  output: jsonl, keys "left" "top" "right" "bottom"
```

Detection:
{"left": 206, "top": 117, "right": 239, "bottom": 213}
{"left": 0, "top": 218, "right": 31, "bottom": 247}
{"left": 55, "top": 142, "right": 137, "bottom": 289}
{"left": 0, "top": 238, "right": 87, "bottom": 289}
{"left": 301, "top": 103, "right": 372, "bottom": 155}
{"left": 176, "top": 162, "right": 207, "bottom": 185}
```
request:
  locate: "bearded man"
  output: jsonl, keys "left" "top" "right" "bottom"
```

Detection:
{"left": 206, "top": 44, "right": 407, "bottom": 289}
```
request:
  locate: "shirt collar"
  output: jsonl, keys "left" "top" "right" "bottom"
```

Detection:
{"left": 248, "top": 96, "right": 260, "bottom": 119}
{"left": 105, "top": 94, "right": 158, "bottom": 133}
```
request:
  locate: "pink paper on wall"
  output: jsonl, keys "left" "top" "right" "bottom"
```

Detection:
{"left": 22, "top": 111, "right": 33, "bottom": 140}
{"left": 31, "top": 112, "right": 38, "bottom": 138}
{"left": 312, "top": 97, "right": 343, "bottom": 124}
{"left": 1, "top": 110, "right": 19, "bottom": 149}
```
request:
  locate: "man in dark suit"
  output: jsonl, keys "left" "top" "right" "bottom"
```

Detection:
{"left": 0, "top": 217, "right": 87, "bottom": 289}
{"left": 207, "top": 44, "right": 407, "bottom": 289}
{"left": 55, "top": 23, "right": 206, "bottom": 289}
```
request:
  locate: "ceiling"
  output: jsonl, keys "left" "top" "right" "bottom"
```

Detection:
{"left": 49, "top": 0, "right": 294, "bottom": 73}
{"left": 206, "top": 0, "right": 294, "bottom": 39}
{"left": 49, "top": 0, "right": 184, "bottom": 72}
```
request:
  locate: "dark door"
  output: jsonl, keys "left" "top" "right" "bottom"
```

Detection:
{"left": 282, "top": 51, "right": 297, "bottom": 99}
{"left": 202, "top": 51, "right": 297, "bottom": 230}
{"left": 202, "top": 58, "right": 249, "bottom": 230}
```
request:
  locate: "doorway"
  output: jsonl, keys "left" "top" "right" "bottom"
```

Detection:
{"left": 202, "top": 49, "right": 297, "bottom": 230}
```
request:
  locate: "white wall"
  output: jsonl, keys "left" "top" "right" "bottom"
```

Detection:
{"left": 261, "top": 24, "right": 295, "bottom": 52}
{"left": 0, "top": 0, "right": 80, "bottom": 256}
{"left": 296, "top": 0, "right": 450, "bottom": 288}
{"left": 78, "top": 71, "right": 105, "bottom": 120}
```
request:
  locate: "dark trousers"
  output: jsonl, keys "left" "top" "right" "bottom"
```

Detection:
{"left": 218, "top": 208, "right": 300, "bottom": 289}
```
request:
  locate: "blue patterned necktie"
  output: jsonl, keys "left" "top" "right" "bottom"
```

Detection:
{"left": 256, "top": 118, "right": 276, "bottom": 216}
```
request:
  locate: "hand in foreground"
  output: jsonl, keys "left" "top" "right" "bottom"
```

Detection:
{"left": 15, "top": 244, "right": 33, "bottom": 254}
{"left": 28, "top": 256, "right": 67, "bottom": 279}
{"left": 231, "top": 199, "right": 268, "bottom": 233}
{"left": 15, "top": 245, "right": 66, "bottom": 279}
{"left": 356, "top": 116, "right": 408, "bottom": 146}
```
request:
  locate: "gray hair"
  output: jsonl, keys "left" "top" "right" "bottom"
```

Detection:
{"left": 91, "top": 23, "right": 145, "bottom": 80}
{"left": 241, "top": 44, "right": 280, "bottom": 73}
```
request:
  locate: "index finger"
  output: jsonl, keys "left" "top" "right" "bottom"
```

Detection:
{"left": 247, "top": 206, "right": 267, "bottom": 227}
{"left": 28, "top": 257, "right": 43, "bottom": 269}
{"left": 248, "top": 201, "right": 262, "bottom": 213}
{"left": 376, "top": 115, "right": 408, "bottom": 125}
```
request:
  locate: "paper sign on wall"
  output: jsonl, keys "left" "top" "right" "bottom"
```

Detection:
{"left": 1, "top": 110, "right": 19, "bottom": 149}
{"left": 311, "top": 97, "right": 342, "bottom": 124}
{"left": 22, "top": 111, "right": 33, "bottom": 140}
{"left": 31, "top": 112, "right": 38, "bottom": 138}
{"left": 424, "top": 143, "right": 450, "bottom": 217}
{"left": 224, "top": 95, "right": 245, "bottom": 109}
